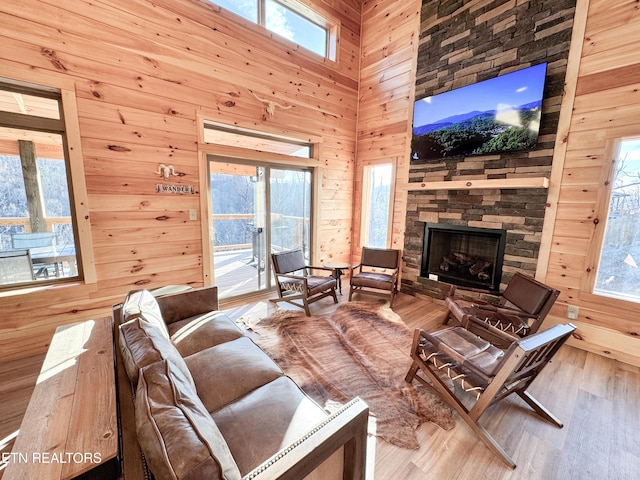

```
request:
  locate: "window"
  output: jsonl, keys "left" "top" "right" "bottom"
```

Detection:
{"left": 361, "top": 164, "right": 393, "bottom": 248}
{"left": 210, "top": 0, "right": 335, "bottom": 59}
{"left": 209, "top": 159, "right": 313, "bottom": 299}
{"left": 214, "top": 0, "right": 258, "bottom": 22}
{"left": 204, "top": 122, "right": 312, "bottom": 158}
{"left": 0, "top": 81, "right": 80, "bottom": 287}
{"left": 594, "top": 138, "right": 640, "bottom": 303}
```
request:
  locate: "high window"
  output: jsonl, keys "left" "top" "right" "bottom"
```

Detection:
{"left": 210, "top": 0, "right": 335, "bottom": 59}
{"left": 0, "top": 81, "right": 80, "bottom": 287}
{"left": 594, "top": 138, "right": 640, "bottom": 303}
{"left": 204, "top": 122, "right": 312, "bottom": 158}
{"left": 361, "top": 164, "right": 393, "bottom": 248}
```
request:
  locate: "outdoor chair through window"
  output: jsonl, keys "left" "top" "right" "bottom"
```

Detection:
{"left": 405, "top": 316, "right": 576, "bottom": 468}
{"left": 270, "top": 249, "right": 338, "bottom": 316}
{"left": 349, "top": 247, "right": 400, "bottom": 307}
{"left": 0, "top": 250, "right": 35, "bottom": 285}
{"left": 11, "top": 232, "right": 59, "bottom": 278}
{"left": 445, "top": 271, "right": 560, "bottom": 346}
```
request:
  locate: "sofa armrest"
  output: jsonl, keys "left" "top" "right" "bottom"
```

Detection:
{"left": 243, "top": 398, "right": 369, "bottom": 480}
{"left": 155, "top": 285, "right": 220, "bottom": 325}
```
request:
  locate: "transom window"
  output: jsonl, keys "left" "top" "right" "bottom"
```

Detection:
{"left": 204, "top": 122, "right": 312, "bottom": 158}
{"left": 210, "top": 0, "right": 335, "bottom": 59}
{"left": 594, "top": 138, "right": 640, "bottom": 303}
{"left": 0, "top": 81, "right": 80, "bottom": 288}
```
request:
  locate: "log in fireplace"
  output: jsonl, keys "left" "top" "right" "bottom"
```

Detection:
{"left": 421, "top": 223, "right": 507, "bottom": 292}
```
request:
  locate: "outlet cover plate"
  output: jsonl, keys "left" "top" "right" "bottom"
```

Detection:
{"left": 567, "top": 305, "right": 579, "bottom": 320}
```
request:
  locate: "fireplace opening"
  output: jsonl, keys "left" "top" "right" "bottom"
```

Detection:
{"left": 421, "top": 223, "right": 507, "bottom": 292}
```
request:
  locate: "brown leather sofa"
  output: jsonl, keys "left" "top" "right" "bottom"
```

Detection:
{"left": 112, "top": 286, "right": 369, "bottom": 480}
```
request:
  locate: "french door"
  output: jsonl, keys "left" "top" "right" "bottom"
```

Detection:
{"left": 209, "top": 157, "right": 312, "bottom": 299}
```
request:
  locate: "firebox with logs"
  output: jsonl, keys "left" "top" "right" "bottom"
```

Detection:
{"left": 439, "top": 251, "right": 493, "bottom": 281}
{"left": 421, "top": 223, "right": 507, "bottom": 292}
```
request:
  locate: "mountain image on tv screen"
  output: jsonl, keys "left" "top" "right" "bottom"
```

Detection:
{"left": 411, "top": 63, "right": 547, "bottom": 161}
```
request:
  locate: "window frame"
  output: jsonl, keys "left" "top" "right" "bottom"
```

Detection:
{"left": 0, "top": 75, "right": 95, "bottom": 290}
{"left": 590, "top": 136, "right": 640, "bottom": 304}
{"left": 208, "top": 0, "right": 338, "bottom": 61}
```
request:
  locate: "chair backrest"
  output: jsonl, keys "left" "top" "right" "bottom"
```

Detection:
{"left": 502, "top": 272, "right": 559, "bottom": 316}
{"left": 271, "top": 249, "right": 306, "bottom": 275}
{"left": 503, "top": 323, "right": 575, "bottom": 386}
{"left": 468, "top": 321, "right": 576, "bottom": 423}
{"left": 0, "top": 250, "right": 35, "bottom": 284}
{"left": 12, "top": 232, "right": 56, "bottom": 249}
{"left": 360, "top": 247, "right": 399, "bottom": 270}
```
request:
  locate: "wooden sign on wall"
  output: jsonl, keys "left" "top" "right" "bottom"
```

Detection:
{"left": 155, "top": 184, "right": 196, "bottom": 194}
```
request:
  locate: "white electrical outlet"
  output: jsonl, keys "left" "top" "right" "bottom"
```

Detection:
{"left": 189, "top": 209, "right": 197, "bottom": 221}
{"left": 428, "top": 273, "right": 439, "bottom": 281}
{"left": 567, "top": 305, "right": 579, "bottom": 320}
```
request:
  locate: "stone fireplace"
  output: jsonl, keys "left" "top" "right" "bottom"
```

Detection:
{"left": 402, "top": 0, "right": 576, "bottom": 300}
{"left": 402, "top": 184, "right": 549, "bottom": 300}
{"left": 422, "top": 223, "right": 506, "bottom": 292}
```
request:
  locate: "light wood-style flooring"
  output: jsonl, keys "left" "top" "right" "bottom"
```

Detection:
{"left": 225, "top": 290, "right": 640, "bottom": 480}
{"left": 2, "top": 290, "right": 639, "bottom": 479}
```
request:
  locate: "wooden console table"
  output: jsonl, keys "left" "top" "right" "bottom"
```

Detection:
{"left": 3, "top": 317, "right": 118, "bottom": 480}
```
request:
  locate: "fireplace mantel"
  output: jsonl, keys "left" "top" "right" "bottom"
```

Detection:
{"left": 409, "top": 176, "right": 549, "bottom": 191}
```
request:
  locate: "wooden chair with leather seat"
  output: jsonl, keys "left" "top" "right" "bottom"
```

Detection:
{"left": 405, "top": 316, "right": 576, "bottom": 468}
{"left": 349, "top": 247, "right": 400, "bottom": 307}
{"left": 445, "top": 271, "right": 560, "bottom": 346}
{"left": 270, "top": 249, "right": 338, "bottom": 316}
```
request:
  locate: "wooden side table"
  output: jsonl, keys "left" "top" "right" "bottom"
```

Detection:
{"left": 3, "top": 317, "right": 118, "bottom": 480}
{"left": 323, "top": 261, "right": 351, "bottom": 295}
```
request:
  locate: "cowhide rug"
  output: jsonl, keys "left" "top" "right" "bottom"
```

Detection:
{"left": 251, "top": 301, "right": 454, "bottom": 450}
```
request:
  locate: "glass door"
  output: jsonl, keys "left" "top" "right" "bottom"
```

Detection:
{"left": 209, "top": 159, "right": 312, "bottom": 299}
{"left": 270, "top": 168, "right": 311, "bottom": 260}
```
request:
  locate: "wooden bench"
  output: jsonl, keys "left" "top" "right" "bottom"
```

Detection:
{"left": 2, "top": 318, "right": 118, "bottom": 480}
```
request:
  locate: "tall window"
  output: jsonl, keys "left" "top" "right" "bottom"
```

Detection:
{"left": 210, "top": 0, "right": 335, "bottom": 59}
{"left": 0, "top": 81, "right": 80, "bottom": 287}
{"left": 594, "top": 138, "right": 640, "bottom": 303}
{"left": 361, "top": 164, "right": 393, "bottom": 248}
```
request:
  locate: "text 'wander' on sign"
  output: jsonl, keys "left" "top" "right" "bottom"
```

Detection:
{"left": 155, "top": 183, "right": 195, "bottom": 195}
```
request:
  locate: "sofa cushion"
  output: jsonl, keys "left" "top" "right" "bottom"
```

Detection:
{"left": 119, "top": 318, "right": 193, "bottom": 386}
{"left": 121, "top": 289, "right": 170, "bottom": 340}
{"left": 167, "top": 310, "right": 244, "bottom": 357}
{"left": 185, "top": 337, "right": 283, "bottom": 413}
{"left": 136, "top": 359, "right": 241, "bottom": 480}
{"left": 211, "top": 376, "right": 327, "bottom": 476}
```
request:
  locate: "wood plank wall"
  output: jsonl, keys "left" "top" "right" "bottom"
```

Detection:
{"left": 353, "top": 0, "right": 421, "bottom": 257}
{"left": 355, "top": 0, "right": 640, "bottom": 366}
{"left": 0, "top": 0, "right": 638, "bottom": 367}
{"left": 0, "top": 0, "right": 361, "bottom": 363}
{"left": 541, "top": 0, "right": 640, "bottom": 365}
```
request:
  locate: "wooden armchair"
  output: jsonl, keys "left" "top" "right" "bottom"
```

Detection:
{"left": 445, "top": 272, "right": 560, "bottom": 345}
{"left": 349, "top": 247, "right": 400, "bottom": 307}
{"left": 405, "top": 317, "right": 576, "bottom": 468}
{"left": 271, "top": 249, "right": 338, "bottom": 316}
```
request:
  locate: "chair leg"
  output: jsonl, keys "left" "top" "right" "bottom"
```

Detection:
{"left": 301, "top": 297, "right": 311, "bottom": 316}
{"left": 462, "top": 415, "right": 517, "bottom": 469}
{"left": 517, "top": 390, "right": 563, "bottom": 427}
{"left": 404, "top": 361, "right": 419, "bottom": 383}
{"left": 406, "top": 357, "right": 517, "bottom": 469}
{"left": 331, "top": 287, "right": 338, "bottom": 304}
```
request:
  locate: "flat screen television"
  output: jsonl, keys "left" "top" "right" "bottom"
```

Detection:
{"left": 411, "top": 63, "right": 547, "bottom": 162}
